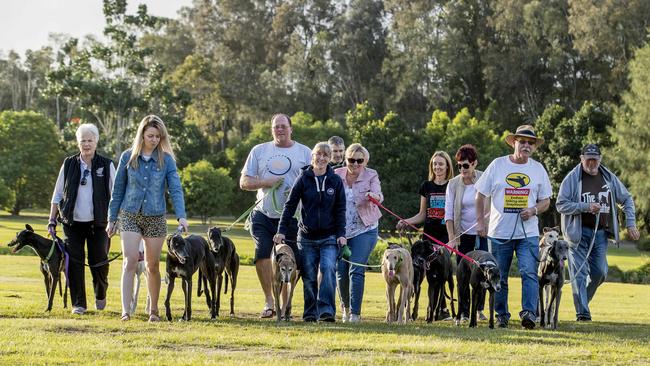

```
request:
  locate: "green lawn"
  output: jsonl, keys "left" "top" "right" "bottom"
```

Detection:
{"left": 2, "top": 211, "right": 650, "bottom": 364}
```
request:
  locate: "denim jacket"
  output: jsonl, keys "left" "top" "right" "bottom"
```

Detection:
{"left": 108, "top": 149, "right": 186, "bottom": 222}
{"left": 556, "top": 163, "right": 635, "bottom": 244}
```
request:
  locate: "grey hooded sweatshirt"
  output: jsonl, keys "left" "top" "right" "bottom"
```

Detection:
{"left": 556, "top": 163, "right": 636, "bottom": 244}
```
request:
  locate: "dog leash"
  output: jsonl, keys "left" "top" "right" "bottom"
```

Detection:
{"left": 566, "top": 211, "right": 601, "bottom": 285}
{"left": 224, "top": 181, "right": 283, "bottom": 232}
{"left": 367, "top": 196, "right": 480, "bottom": 266}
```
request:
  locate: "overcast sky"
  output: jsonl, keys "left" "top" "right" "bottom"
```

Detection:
{"left": 0, "top": 0, "right": 192, "bottom": 56}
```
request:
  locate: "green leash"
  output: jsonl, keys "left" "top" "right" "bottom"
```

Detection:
{"left": 225, "top": 181, "right": 283, "bottom": 232}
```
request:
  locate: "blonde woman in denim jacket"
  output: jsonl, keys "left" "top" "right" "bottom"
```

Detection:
{"left": 107, "top": 115, "right": 188, "bottom": 322}
{"left": 335, "top": 143, "right": 383, "bottom": 323}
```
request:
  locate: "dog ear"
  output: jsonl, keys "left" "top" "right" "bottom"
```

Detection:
{"left": 543, "top": 227, "right": 551, "bottom": 233}
{"left": 553, "top": 226, "right": 561, "bottom": 233}
{"left": 25, "top": 224, "right": 34, "bottom": 232}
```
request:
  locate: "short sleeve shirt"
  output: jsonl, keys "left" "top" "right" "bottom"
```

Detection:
{"left": 241, "top": 141, "right": 312, "bottom": 219}
{"left": 475, "top": 156, "right": 552, "bottom": 239}
{"left": 419, "top": 180, "right": 448, "bottom": 242}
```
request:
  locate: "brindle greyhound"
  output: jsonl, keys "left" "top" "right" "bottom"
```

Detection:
{"left": 271, "top": 243, "right": 299, "bottom": 322}
{"left": 8, "top": 224, "right": 68, "bottom": 311}
{"left": 164, "top": 233, "right": 217, "bottom": 321}
{"left": 202, "top": 227, "right": 239, "bottom": 317}
{"left": 410, "top": 239, "right": 455, "bottom": 322}
{"left": 538, "top": 227, "right": 569, "bottom": 330}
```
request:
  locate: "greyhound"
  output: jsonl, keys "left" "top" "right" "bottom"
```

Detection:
{"left": 8, "top": 224, "right": 68, "bottom": 311}
{"left": 538, "top": 227, "right": 569, "bottom": 329}
{"left": 456, "top": 250, "right": 501, "bottom": 329}
{"left": 164, "top": 233, "right": 217, "bottom": 321}
{"left": 202, "top": 227, "right": 239, "bottom": 317}
{"left": 381, "top": 246, "right": 414, "bottom": 324}
{"left": 411, "top": 240, "right": 455, "bottom": 322}
{"left": 271, "top": 243, "right": 299, "bottom": 322}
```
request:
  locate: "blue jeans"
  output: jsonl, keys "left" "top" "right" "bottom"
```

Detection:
{"left": 568, "top": 227, "right": 608, "bottom": 319}
{"left": 489, "top": 236, "right": 539, "bottom": 320}
{"left": 337, "top": 227, "right": 378, "bottom": 315}
{"left": 298, "top": 235, "right": 338, "bottom": 320}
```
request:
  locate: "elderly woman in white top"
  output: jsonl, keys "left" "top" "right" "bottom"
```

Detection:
{"left": 48, "top": 123, "right": 116, "bottom": 315}
{"left": 444, "top": 144, "right": 489, "bottom": 321}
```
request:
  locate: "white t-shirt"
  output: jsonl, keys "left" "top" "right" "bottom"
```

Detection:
{"left": 475, "top": 156, "right": 552, "bottom": 239}
{"left": 241, "top": 141, "right": 311, "bottom": 219}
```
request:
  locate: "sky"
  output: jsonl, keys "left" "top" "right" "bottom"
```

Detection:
{"left": 0, "top": 0, "right": 193, "bottom": 56}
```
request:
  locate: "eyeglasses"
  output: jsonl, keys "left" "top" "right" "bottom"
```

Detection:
{"left": 347, "top": 158, "right": 365, "bottom": 165}
{"left": 80, "top": 169, "right": 90, "bottom": 186}
{"left": 516, "top": 139, "right": 536, "bottom": 146}
{"left": 456, "top": 162, "right": 471, "bottom": 170}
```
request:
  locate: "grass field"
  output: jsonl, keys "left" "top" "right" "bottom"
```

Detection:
{"left": 2, "top": 212, "right": 650, "bottom": 365}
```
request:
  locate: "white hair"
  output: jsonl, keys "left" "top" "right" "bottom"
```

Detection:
{"left": 76, "top": 123, "right": 100, "bottom": 143}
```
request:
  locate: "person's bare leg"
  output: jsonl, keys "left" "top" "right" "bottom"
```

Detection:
{"left": 143, "top": 236, "right": 164, "bottom": 315}
{"left": 120, "top": 231, "right": 143, "bottom": 316}
{"left": 256, "top": 258, "right": 275, "bottom": 311}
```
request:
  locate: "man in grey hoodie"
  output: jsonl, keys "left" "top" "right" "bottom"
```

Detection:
{"left": 556, "top": 144, "right": 640, "bottom": 322}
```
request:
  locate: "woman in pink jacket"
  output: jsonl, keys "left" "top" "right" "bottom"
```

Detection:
{"left": 335, "top": 143, "right": 383, "bottom": 323}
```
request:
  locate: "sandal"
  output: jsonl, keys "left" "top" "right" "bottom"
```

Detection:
{"left": 259, "top": 307, "right": 276, "bottom": 319}
{"left": 148, "top": 310, "right": 161, "bottom": 322}
{"left": 121, "top": 313, "right": 130, "bottom": 322}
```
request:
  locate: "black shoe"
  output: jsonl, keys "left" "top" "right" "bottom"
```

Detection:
{"left": 497, "top": 316, "right": 508, "bottom": 328}
{"left": 576, "top": 315, "right": 592, "bottom": 322}
{"left": 318, "top": 314, "right": 335, "bottom": 323}
{"left": 439, "top": 308, "right": 453, "bottom": 321}
{"left": 303, "top": 317, "right": 317, "bottom": 322}
{"left": 521, "top": 312, "right": 536, "bottom": 329}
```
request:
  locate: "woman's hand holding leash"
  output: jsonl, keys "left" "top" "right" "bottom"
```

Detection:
{"left": 178, "top": 218, "right": 189, "bottom": 232}
{"left": 628, "top": 226, "right": 640, "bottom": 241}
{"left": 337, "top": 237, "right": 347, "bottom": 247}
{"left": 106, "top": 221, "right": 118, "bottom": 237}
{"left": 47, "top": 218, "right": 57, "bottom": 237}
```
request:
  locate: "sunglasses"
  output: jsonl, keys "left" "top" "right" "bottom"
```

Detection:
{"left": 347, "top": 158, "right": 365, "bottom": 165}
{"left": 456, "top": 162, "right": 471, "bottom": 170}
{"left": 516, "top": 139, "right": 536, "bottom": 146}
{"left": 80, "top": 169, "right": 90, "bottom": 186}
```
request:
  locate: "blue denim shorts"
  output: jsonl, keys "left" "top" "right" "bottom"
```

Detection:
{"left": 249, "top": 209, "right": 299, "bottom": 263}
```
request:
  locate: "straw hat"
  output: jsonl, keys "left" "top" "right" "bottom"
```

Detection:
{"left": 504, "top": 125, "right": 544, "bottom": 147}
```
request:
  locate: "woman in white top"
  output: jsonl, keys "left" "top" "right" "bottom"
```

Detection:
{"left": 444, "top": 144, "right": 489, "bottom": 321}
{"left": 48, "top": 123, "right": 116, "bottom": 315}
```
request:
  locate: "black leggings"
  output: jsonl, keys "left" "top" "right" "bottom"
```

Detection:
{"left": 63, "top": 222, "right": 110, "bottom": 308}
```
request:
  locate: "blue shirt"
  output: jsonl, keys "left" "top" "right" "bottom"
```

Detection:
{"left": 108, "top": 149, "right": 186, "bottom": 221}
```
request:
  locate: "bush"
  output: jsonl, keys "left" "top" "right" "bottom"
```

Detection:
{"left": 636, "top": 237, "right": 650, "bottom": 252}
{"left": 181, "top": 160, "right": 235, "bottom": 224}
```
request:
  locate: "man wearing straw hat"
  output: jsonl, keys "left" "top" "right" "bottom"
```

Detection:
{"left": 475, "top": 125, "right": 553, "bottom": 329}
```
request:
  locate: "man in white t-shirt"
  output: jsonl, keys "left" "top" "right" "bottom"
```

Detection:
{"left": 475, "top": 125, "right": 552, "bottom": 329}
{"left": 240, "top": 113, "right": 311, "bottom": 318}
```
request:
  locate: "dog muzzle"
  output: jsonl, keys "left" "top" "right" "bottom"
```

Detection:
{"left": 388, "top": 269, "right": 395, "bottom": 277}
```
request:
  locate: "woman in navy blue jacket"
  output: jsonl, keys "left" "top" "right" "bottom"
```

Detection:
{"left": 107, "top": 115, "right": 187, "bottom": 322}
{"left": 274, "top": 142, "right": 346, "bottom": 322}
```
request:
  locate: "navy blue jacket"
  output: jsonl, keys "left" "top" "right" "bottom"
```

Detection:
{"left": 278, "top": 165, "right": 346, "bottom": 240}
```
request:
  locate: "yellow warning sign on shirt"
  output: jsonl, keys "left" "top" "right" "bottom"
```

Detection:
{"left": 504, "top": 188, "right": 530, "bottom": 213}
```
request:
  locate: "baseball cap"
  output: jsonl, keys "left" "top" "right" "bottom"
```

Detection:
{"left": 582, "top": 144, "right": 601, "bottom": 157}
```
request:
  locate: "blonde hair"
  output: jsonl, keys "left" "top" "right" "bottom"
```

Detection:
{"left": 428, "top": 151, "right": 454, "bottom": 181}
{"left": 128, "top": 115, "right": 175, "bottom": 169}
{"left": 312, "top": 142, "right": 332, "bottom": 156}
{"left": 345, "top": 143, "right": 370, "bottom": 163}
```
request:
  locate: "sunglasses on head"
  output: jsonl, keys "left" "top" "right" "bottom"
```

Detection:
{"left": 456, "top": 162, "right": 471, "bottom": 170}
{"left": 347, "top": 158, "right": 365, "bottom": 165}
{"left": 80, "top": 169, "right": 90, "bottom": 186}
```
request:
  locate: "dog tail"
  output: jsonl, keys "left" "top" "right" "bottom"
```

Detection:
{"left": 224, "top": 273, "right": 229, "bottom": 294}
{"left": 197, "top": 269, "right": 204, "bottom": 297}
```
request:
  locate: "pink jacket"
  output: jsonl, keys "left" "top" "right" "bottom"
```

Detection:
{"left": 335, "top": 166, "right": 384, "bottom": 227}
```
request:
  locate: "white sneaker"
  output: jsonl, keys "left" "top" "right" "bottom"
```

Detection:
{"left": 71, "top": 306, "right": 86, "bottom": 315}
{"left": 349, "top": 314, "right": 361, "bottom": 323}
{"left": 341, "top": 307, "right": 350, "bottom": 323}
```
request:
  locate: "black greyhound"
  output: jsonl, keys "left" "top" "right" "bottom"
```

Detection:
{"left": 538, "top": 230, "right": 569, "bottom": 330}
{"left": 410, "top": 240, "right": 455, "bottom": 322}
{"left": 202, "top": 227, "right": 239, "bottom": 317}
{"left": 456, "top": 250, "right": 501, "bottom": 328}
{"left": 164, "top": 233, "right": 217, "bottom": 321}
{"left": 8, "top": 224, "right": 68, "bottom": 311}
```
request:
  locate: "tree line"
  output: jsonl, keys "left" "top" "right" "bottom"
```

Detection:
{"left": 0, "top": 0, "right": 649, "bottom": 233}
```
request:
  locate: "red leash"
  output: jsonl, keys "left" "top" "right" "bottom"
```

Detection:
{"left": 367, "top": 196, "right": 480, "bottom": 266}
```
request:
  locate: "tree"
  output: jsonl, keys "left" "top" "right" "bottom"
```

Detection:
{"left": 181, "top": 160, "right": 234, "bottom": 224}
{"left": 0, "top": 177, "right": 13, "bottom": 212}
{"left": 608, "top": 43, "right": 650, "bottom": 231}
{"left": 0, "top": 111, "right": 63, "bottom": 214}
